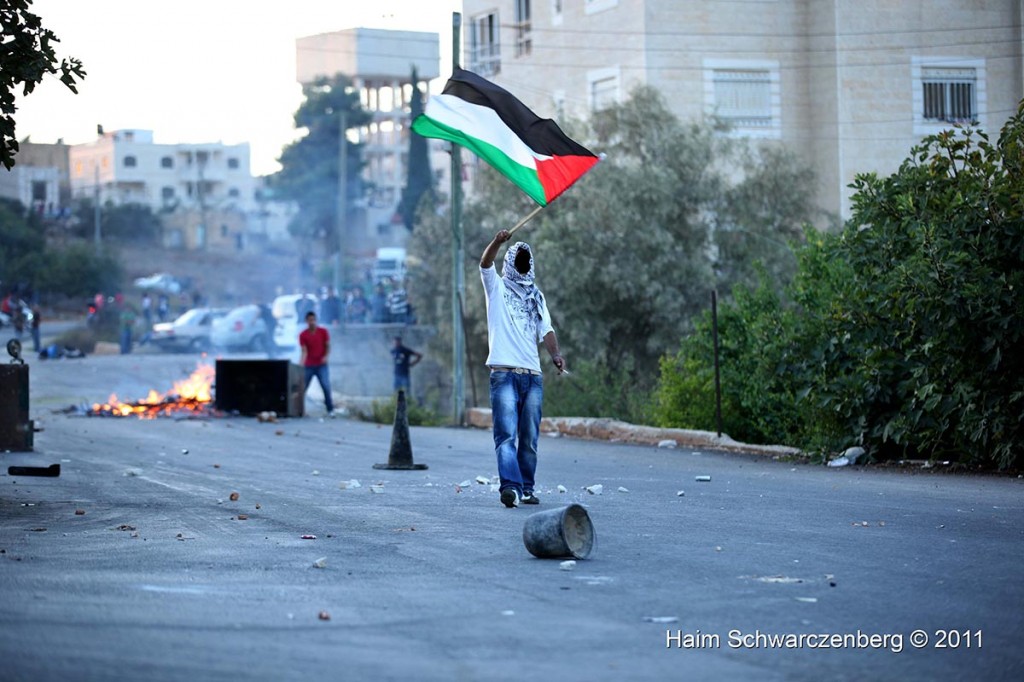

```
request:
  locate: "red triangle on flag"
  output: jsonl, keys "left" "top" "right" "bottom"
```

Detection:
{"left": 536, "top": 154, "right": 600, "bottom": 204}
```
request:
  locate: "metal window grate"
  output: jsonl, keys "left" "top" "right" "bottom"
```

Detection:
{"left": 713, "top": 70, "right": 772, "bottom": 127}
{"left": 922, "top": 67, "right": 976, "bottom": 123}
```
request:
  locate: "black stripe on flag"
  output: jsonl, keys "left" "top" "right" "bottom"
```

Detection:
{"left": 442, "top": 68, "right": 596, "bottom": 159}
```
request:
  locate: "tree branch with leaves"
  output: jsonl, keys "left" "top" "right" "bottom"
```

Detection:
{"left": 1, "top": 0, "right": 85, "bottom": 169}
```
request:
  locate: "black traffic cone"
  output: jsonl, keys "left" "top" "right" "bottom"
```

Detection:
{"left": 374, "top": 389, "right": 427, "bottom": 470}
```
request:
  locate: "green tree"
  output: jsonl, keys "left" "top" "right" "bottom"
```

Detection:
{"left": 396, "top": 68, "right": 434, "bottom": 231}
{"left": 1, "top": 0, "right": 85, "bottom": 169}
{"left": 0, "top": 198, "right": 121, "bottom": 297}
{"left": 271, "top": 75, "right": 371, "bottom": 252}
{"left": 656, "top": 104, "right": 1024, "bottom": 469}
{"left": 73, "top": 201, "right": 164, "bottom": 245}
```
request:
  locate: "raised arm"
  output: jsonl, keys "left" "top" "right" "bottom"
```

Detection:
{"left": 480, "top": 229, "right": 512, "bottom": 268}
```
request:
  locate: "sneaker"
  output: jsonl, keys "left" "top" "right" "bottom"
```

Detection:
{"left": 500, "top": 488, "right": 519, "bottom": 508}
{"left": 521, "top": 492, "right": 540, "bottom": 505}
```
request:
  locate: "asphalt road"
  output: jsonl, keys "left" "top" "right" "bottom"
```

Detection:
{"left": 1, "top": 354, "right": 1022, "bottom": 681}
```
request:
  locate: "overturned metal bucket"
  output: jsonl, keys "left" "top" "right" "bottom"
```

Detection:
{"left": 522, "top": 504, "right": 595, "bottom": 560}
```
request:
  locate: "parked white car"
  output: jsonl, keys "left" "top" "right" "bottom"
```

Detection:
{"left": 133, "top": 273, "right": 185, "bottom": 294}
{"left": 210, "top": 304, "right": 272, "bottom": 352}
{"left": 149, "top": 307, "right": 227, "bottom": 353}
{"left": 271, "top": 294, "right": 319, "bottom": 350}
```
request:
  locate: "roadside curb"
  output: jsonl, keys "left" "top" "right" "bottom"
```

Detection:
{"left": 466, "top": 407, "right": 802, "bottom": 458}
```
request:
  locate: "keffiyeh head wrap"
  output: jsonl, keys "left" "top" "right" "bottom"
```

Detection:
{"left": 502, "top": 241, "right": 544, "bottom": 320}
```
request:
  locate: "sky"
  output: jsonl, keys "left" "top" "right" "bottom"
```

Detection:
{"left": 14, "top": 0, "right": 463, "bottom": 176}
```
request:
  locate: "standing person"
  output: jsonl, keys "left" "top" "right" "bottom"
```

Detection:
{"left": 30, "top": 304, "right": 41, "bottom": 352}
{"left": 139, "top": 293, "right": 153, "bottom": 346}
{"left": 347, "top": 287, "right": 368, "bottom": 324}
{"left": 11, "top": 302, "right": 25, "bottom": 341}
{"left": 390, "top": 336, "right": 422, "bottom": 394}
{"left": 370, "top": 283, "right": 388, "bottom": 323}
{"left": 299, "top": 311, "right": 334, "bottom": 415}
{"left": 479, "top": 230, "right": 566, "bottom": 508}
{"left": 321, "top": 287, "right": 342, "bottom": 325}
{"left": 387, "top": 279, "right": 409, "bottom": 325}
{"left": 119, "top": 305, "right": 136, "bottom": 354}
{"left": 156, "top": 294, "right": 170, "bottom": 322}
{"left": 141, "top": 292, "right": 153, "bottom": 327}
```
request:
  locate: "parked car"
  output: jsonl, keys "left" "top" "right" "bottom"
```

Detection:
{"left": 271, "top": 293, "right": 319, "bottom": 350}
{"left": 149, "top": 307, "right": 227, "bottom": 353}
{"left": 210, "top": 304, "right": 272, "bottom": 352}
{"left": 133, "top": 273, "right": 187, "bottom": 294}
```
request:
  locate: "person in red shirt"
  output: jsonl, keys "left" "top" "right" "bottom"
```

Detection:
{"left": 299, "top": 311, "right": 334, "bottom": 415}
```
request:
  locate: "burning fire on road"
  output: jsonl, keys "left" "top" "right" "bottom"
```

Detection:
{"left": 89, "top": 364, "right": 215, "bottom": 418}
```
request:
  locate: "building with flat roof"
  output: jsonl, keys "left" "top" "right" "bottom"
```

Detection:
{"left": 295, "top": 28, "right": 441, "bottom": 255}
{"left": 66, "top": 129, "right": 271, "bottom": 250}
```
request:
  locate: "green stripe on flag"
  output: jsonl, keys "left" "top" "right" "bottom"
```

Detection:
{"left": 413, "top": 115, "right": 548, "bottom": 205}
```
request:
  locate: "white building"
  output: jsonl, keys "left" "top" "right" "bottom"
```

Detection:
{"left": 462, "top": 0, "right": 1024, "bottom": 220}
{"left": 68, "top": 129, "right": 255, "bottom": 214}
{"left": 295, "top": 28, "right": 440, "bottom": 255}
{"left": 65, "top": 129, "right": 297, "bottom": 250}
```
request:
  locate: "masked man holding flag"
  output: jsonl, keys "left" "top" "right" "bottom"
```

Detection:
{"left": 480, "top": 230, "right": 566, "bottom": 508}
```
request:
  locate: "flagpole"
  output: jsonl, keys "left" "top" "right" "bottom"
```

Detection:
{"left": 507, "top": 205, "right": 545, "bottom": 236}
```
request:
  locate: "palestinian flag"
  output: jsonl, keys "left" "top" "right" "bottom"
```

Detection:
{"left": 412, "top": 68, "right": 600, "bottom": 206}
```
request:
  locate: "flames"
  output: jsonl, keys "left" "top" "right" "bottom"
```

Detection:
{"left": 90, "top": 364, "right": 215, "bottom": 418}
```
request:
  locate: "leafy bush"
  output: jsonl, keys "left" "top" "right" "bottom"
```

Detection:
{"left": 37, "top": 243, "right": 122, "bottom": 297}
{"left": 1, "top": 199, "right": 122, "bottom": 298}
{"left": 358, "top": 394, "right": 443, "bottom": 427}
{"left": 654, "top": 272, "right": 842, "bottom": 451}
{"left": 542, "top": 358, "right": 653, "bottom": 425}
{"left": 808, "top": 113, "right": 1024, "bottom": 468}
{"left": 655, "top": 104, "right": 1024, "bottom": 469}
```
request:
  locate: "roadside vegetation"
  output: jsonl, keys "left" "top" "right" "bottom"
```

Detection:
{"left": 406, "top": 88, "right": 1024, "bottom": 470}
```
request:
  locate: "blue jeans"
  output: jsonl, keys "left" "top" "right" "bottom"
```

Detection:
{"left": 394, "top": 373, "right": 411, "bottom": 392}
{"left": 304, "top": 364, "right": 334, "bottom": 412}
{"left": 489, "top": 370, "right": 543, "bottom": 495}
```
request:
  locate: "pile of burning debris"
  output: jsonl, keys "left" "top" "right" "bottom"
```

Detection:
{"left": 87, "top": 364, "right": 216, "bottom": 419}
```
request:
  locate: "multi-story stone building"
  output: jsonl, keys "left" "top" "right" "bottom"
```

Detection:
{"left": 462, "top": 0, "right": 1024, "bottom": 219}
{"left": 65, "top": 128, "right": 276, "bottom": 250}
{"left": 68, "top": 129, "right": 254, "bottom": 214}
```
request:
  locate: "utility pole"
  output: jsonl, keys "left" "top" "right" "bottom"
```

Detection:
{"left": 451, "top": 11, "right": 465, "bottom": 426}
{"left": 335, "top": 109, "right": 348, "bottom": 311}
{"left": 93, "top": 163, "right": 101, "bottom": 255}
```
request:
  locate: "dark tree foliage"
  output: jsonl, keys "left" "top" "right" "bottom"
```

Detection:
{"left": 73, "top": 201, "right": 164, "bottom": 245}
{"left": 271, "top": 75, "right": 371, "bottom": 250}
{"left": 0, "top": 198, "right": 120, "bottom": 296}
{"left": 410, "top": 86, "right": 819, "bottom": 421}
{"left": 1, "top": 0, "right": 85, "bottom": 169}
{"left": 397, "top": 68, "right": 434, "bottom": 232}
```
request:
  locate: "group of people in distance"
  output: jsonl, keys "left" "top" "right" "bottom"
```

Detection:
{"left": 298, "top": 311, "right": 422, "bottom": 419}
